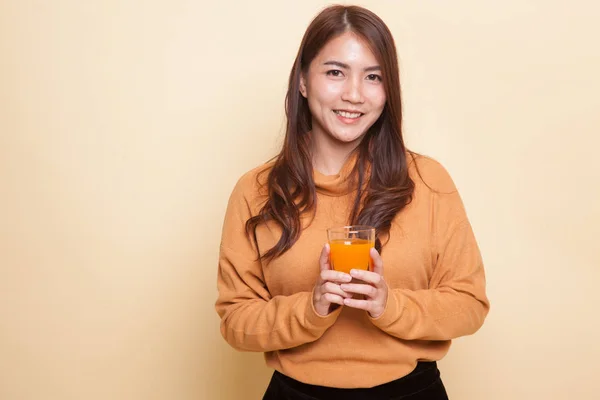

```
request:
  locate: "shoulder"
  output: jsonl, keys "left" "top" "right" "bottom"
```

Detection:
{"left": 233, "top": 160, "right": 273, "bottom": 193}
{"left": 406, "top": 152, "right": 469, "bottom": 223}
{"left": 407, "top": 152, "right": 458, "bottom": 194}
{"left": 227, "top": 160, "right": 274, "bottom": 212}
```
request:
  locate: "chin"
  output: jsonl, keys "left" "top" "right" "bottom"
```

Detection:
{"left": 332, "top": 131, "right": 367, "bottom": 144}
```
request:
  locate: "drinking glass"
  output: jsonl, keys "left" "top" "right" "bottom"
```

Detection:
{"left": 327, "top": 225, "right": 375, "bottom": 274}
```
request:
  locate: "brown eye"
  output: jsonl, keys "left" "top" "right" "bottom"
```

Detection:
{"left": 366, "top": 74, "right": 382, "bottom": 82}
{"left": 326, "top": 70, "right": 343, "bottom": 77}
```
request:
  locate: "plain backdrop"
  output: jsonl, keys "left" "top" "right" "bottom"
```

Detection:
{"left": 1, "top": 1, "right": 599, "bottom": 399}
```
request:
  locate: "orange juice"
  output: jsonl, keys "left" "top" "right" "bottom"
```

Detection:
{"left": 329, "top": 238, "right": 373, "bottom": 274}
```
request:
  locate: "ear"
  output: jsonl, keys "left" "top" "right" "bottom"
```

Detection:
{"left": 299, "top": 73, "right": 308, "bottom": 98}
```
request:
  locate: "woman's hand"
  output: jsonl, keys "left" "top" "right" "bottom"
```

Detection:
{"left": 312, "top": 244, "right": 353, "bottom": 316}
{"left": 340, "top": 248, "right": 388, "bottom": 318}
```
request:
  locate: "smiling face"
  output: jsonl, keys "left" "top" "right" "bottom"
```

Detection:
{"left": 300, "top": 31, "right": 387, "bottom": 148}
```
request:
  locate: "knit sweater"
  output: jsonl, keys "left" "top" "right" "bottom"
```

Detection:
{"left": 215, "top": 153, "right": 490, "bottom": 388}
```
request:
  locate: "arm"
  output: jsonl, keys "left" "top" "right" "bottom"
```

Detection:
{"left": 342, "top": 159, "right": 490, "bottom": 341}
{"left": 369, "top": 217, "right": 490, "bottom": 341}
{"left": 215, "top": 176, "right": 341, "bottom": 352}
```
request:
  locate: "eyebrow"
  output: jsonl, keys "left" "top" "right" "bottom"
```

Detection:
{"left": 323, "top": 60, "right": 381, "bottom": 72}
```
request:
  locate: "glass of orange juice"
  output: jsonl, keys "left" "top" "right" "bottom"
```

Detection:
{"left": 327, "top": 225, "right": 376, "bottom": 274}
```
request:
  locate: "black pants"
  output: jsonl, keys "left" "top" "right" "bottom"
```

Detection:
{"left": 263, "top": 361, "right": 449, "bottom": 400}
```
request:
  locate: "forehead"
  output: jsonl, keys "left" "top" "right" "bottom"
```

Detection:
{"left": 314, "top": 31, "right": 378, "bottom": 66}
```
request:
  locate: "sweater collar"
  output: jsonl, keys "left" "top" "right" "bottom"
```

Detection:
{"left": 313, "top": 152, "right": 360, "bottom": 197}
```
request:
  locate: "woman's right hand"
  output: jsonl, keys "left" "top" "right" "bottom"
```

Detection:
{"left": 312, "top": 243, "right": 353, "bottom": 316}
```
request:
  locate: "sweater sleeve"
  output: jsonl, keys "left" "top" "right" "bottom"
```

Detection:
{"left": 215, "top": 173, "right": 341, "bottom": 352}
{"left": 370, "top": 163, "right": 490, "bottom": 341}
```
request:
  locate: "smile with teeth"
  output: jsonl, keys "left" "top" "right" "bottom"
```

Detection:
{"left": 334, "top": 110, "right": 363, "bottom": 119}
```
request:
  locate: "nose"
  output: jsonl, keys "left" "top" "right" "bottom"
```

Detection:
{"left": 341, "top": 77, "right": 364, "bottom": 104}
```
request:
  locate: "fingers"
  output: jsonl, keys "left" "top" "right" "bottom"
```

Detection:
{"left": 342, "top": 297, "right": 370, "bottom": 310}
{"left": 323, "top": 293, "right": 345, "bottom": 306}
{"left": 349, "top": 269, "right": 383, "bottom": 286}
{"left": 370, "top": 248, "right": 384, "bottom": 275}
{"left": 319, "top": 243, "right": 331, "bottom": 272}
{"left": 327, "top": 249, "right": 387, "bottom": 318}
{"left": 323, "top": 281, "right": 352, "bottom": 299}
{"left": 343, "top": 296, "right": 385, "bottom": 318}
{"left": 321, "top": 270, "right": 352, "bottom": 284}
{"left": 340, "top": 283, "right": 377, "bottom": 297}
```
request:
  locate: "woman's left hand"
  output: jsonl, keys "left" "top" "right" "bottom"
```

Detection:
{"left": 340, "top": 247, "right": 388, "bottom": 318}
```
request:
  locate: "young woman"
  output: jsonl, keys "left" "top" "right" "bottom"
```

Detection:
{"left": 215, "top": 5, "right": 489, "bottom": 399}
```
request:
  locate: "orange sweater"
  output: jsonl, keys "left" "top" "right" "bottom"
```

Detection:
{"left": 215, "top": 154, "right": 490, "bottom": 388}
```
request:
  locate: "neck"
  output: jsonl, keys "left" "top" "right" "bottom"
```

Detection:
{"left": 310, "top": 130, "right": 361, "bottom": 176}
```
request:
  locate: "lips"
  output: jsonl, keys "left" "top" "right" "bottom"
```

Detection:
{"left": 333, "top": 110, "right": 363, "bottom": 119}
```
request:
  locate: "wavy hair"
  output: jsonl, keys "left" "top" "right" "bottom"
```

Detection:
{"left": 247, "top": 5, "right": 415, "bottom": 260}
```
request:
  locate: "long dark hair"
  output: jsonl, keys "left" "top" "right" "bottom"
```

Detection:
{"left": 247, "top": 5, "right": 415, "bottom": 260}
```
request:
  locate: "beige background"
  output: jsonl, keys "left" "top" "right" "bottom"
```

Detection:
{"left": 1, "top": 1, "right": 599, "bottom": 399}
